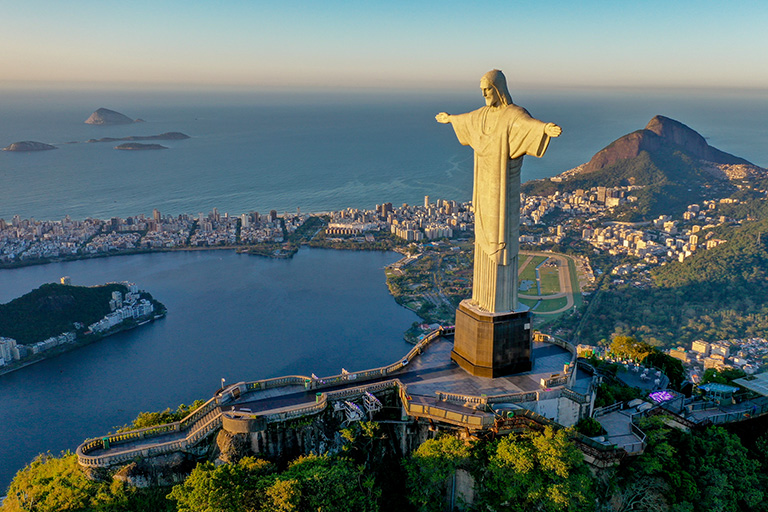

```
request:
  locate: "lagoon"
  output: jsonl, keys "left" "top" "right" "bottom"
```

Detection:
{"left": 0, "top": 248, "right": 419, "bottom": 492}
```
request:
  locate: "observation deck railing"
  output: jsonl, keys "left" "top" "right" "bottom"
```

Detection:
{"left": 77, "top": 397, "right": 222, "bottom": 467}
{"left": 77, "top": 325, "right": 590, "bottom": 467}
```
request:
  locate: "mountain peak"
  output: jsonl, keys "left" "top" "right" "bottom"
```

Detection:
{"left": 581, "top": 115, "right": 752, "bottom": 175}
{"left": 644, "top": 115, "right": 711, "bottom": 158}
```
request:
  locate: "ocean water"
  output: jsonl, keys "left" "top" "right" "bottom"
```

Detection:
{"left": 1, "top": 87, "right": 766, "bottom": 221}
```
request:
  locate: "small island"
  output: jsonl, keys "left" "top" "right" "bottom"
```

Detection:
{"left": 85, "top": 108, "right": 139, "bottom": 125}
{"left": 2, "top": 141, "right": 57, "bottom": 152}
{"left": 0, "top": 281, "right": 166, "bottom": 375}
{"left": 86, "top": 132, "right": 190, "bottom": 143}
{"left": 114, "top": 143, "right": 168, "bottom": 150}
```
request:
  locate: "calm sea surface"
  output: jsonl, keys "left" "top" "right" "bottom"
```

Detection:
{"left": 0, "top": 249, "right": 419, "bottom": 492}
{"left": 1, "top": 88, "right": 766, "bottom": 221}
{"left": 0, "top": 88, "right": 766, "bottom": 492}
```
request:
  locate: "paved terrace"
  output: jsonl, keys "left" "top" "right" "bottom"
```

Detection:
{"left": 685, "top": 396, "right": 768, "bottom": 425}
{"left": 594, "top": 405, "right": 646, "bottom": 455}
{"left": 79, "top": 333, "right": 591, "bottom": 466}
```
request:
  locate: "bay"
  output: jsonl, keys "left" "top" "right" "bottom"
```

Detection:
{"left": 0, "top": 248, "right": 419, "bottom": 493}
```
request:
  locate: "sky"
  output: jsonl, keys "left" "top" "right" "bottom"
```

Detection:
{"left": 1, "top": 0, "right": 767, "bottom": 91}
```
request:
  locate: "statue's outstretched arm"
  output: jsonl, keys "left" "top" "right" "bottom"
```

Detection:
{"left": 435, "top": 112, "right": 451, "bottom": 124}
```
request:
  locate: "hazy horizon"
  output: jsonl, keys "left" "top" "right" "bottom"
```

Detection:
{"left": 3, "top": 1, "right": 768, "bottom": 91}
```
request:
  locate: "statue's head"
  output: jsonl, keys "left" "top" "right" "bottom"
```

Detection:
{"left": 480, "top": 69, "right": 513, "bottom": 108}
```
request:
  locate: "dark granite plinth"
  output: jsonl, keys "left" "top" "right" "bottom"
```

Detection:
{"left": 451, "top": 300, "right": 532, "bottom": 378}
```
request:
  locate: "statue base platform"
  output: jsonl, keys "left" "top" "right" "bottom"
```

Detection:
{"left": 451, "top": 300, "right": 533, "bottom": 378}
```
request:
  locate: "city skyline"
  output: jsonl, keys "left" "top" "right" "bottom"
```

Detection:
{"left": 2, "top": 0, "right": 768, "bottom": 91}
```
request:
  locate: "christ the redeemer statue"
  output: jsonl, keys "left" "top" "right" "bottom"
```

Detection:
{"left": 436, "top": 69, "right": 561, "bottom": 377}
{"left": 436, "top": 69, "right": 561, "bottom": 313}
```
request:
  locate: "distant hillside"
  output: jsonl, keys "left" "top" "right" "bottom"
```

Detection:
{"left": 0, "top": 283, "right": 126, "bottom": 344}
{"left": 523, "top": 116, "right": 767, "bottom": 220}
{"left": 574, "top": 216, "right": 768, "bottom": 345}
{"left": 655, "top": 222, "right": 768, "bottom": 287}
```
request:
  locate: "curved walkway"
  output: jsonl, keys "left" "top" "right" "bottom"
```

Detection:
{"left": 76, "top": 329, "right": 590, "bottom": 468}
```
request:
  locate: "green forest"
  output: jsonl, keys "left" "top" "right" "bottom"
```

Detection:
{"left": 5, "top": 415, "right": 768, "bottom": 512}
{"left": 567, "top": 215, "right": 768, "bottom": 347}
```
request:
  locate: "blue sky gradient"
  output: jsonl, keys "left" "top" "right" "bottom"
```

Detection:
{"left": 2, "top": 0, "right": 766, "bottom": 90}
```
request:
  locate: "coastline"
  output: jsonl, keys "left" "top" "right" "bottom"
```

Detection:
{"left": 0, "top": 239, "right": 406, "bottom": 272}
{"left": 0, "top": 246, "right": 238, "bottom": 271}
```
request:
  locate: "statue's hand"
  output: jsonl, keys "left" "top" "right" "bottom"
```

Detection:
{"left": 435, "top": 112, "right": 451, "bottom": 124}
{"left": 545, "top": 123, "right": 562, "bottom": 137}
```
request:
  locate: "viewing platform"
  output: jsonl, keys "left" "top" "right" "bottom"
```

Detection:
{"left": 77, "top": 328, "right": 597, "bottom": 469}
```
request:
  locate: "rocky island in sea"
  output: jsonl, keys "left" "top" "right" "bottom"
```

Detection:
{"left": 2, "top": 141, "right": 57, "bottom": 152}
{"left": 85, "top": 107, "right": 142, "bottom": 125}
{"left": 86, "top": 132, "right": 190, "bottom": 143}
{"left": 114, "top": 142, "right": 168, "bottom": 150}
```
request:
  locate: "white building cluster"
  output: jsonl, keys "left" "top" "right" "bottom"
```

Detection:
{"left": 88, "top": 287, "right": 154, "bottom": 334}
{"left": 0, "top": 337, "right": 21, "bottom": 366}
{"left": 667, "top": 337, "right": 768, "bottom": 380}
{"left": 582, "top": 204, "right": 729, "bottom": 265}
{"left": 28, "top": 332, "right": 76, "bottom": 356}
{"left": 189, "top": 208, "right": 238, "bottom": 246}
{"left": 518, "top": 183, "right": 738, "bottom": 274}
{"left": 239, "top": 210, "right": 298, "bottom": 244}
{"left": 385, "top": 198, "right": 470, "bottom": 242}
{"left": 0, "top": 216, "right": 100, "bottom": 263}
{"left": 318, "top": 199, "right": 470, "bottom": 243}
{"left": 141, "top": 215, "right": 194, "bottom": 248}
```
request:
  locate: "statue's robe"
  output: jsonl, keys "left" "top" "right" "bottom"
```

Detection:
{"left": 450, "top": 104, "right": 551, "bottom": 313}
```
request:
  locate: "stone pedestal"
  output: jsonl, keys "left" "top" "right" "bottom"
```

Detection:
{"left": 451, "top": 300, "right": 532, "bottom": 378}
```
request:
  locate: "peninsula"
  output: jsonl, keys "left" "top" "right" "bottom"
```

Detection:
{"left": 0, "top": 281, "right": 165, "bottom": 375}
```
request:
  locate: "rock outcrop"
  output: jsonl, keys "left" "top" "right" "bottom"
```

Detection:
{"left": 86, "top": 132, "right": 190, "bottom": 143}
{"left": 114, "top": 143, "right": 168, "bottom": 150}
{"left": 2, "top": 141, "right": 57, "bottom": 152}
{"left": 85, "top": 108, "right": 137, "bottom": 125}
